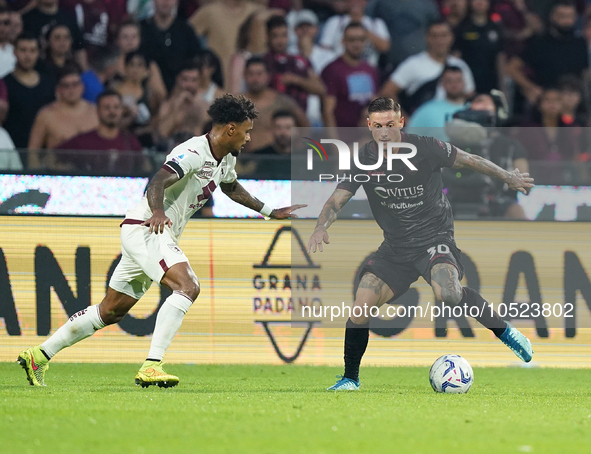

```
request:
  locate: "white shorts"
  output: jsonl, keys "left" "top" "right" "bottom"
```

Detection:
{"left": 109, "top": 223, "right": 189, "bottom": 299}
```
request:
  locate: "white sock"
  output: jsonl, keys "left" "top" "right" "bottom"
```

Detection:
{"left": 41, "top": 306, "right": 105, "bottom": 358}
{"left": 147, "top": 291, "right": 194, "bottom": 361}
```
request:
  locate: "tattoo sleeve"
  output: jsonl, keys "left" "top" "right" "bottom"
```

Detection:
{"left": 220, "top": 180, "right": 264, "bottom": 213}
{"left": 146, "top": 168, "right": 179, "bottom": 213}
{"left": 453, "top": 149, "right": 510, "bottom": 183}
{"left": 358, "top": 273, "right": 385, "bottom": 296}
{"left": 315, "top": 189, "right": 353, "bottom": 230}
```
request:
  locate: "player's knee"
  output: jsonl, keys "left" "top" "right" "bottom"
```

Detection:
{"left": 182, "top": 279, "right": 200, "bottom": 301}
{"left": 441, "top": 287, "right": 463, "bottom": 306}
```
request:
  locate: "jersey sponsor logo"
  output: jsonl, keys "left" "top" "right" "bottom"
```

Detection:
{"left": 380, "top": 200, "right": 424, "bottom": 210}
{"left": 374, "top": 185, "right": 424, "bottom": 199}
{"left": 167, "top": 243, "right": 183, "bottom": 254}
{"left": 435, "top": 139, "right": 453, "bottom": 157}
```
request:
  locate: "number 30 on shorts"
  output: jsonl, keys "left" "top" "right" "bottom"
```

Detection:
{"left": 427, "top": 244, "right": 450, "bottom": 259}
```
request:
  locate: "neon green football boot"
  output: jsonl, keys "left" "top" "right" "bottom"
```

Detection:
{"left": 135, "top": 360, "right": 179, "bottom": 388}
{"left": 17, "top": 346, "right": 50, "bottom": 386}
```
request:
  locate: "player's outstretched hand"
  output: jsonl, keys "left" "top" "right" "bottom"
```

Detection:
{"left": 506, "top": 169, "right": 535, "bottom": 195}
{"left": 142, "top": 209, "right": 173, "bottom": 234}
{"left": 308, "top": 226, "right": 330, "bottom": 253}
{"left": 271, "top": 204, "right": 307, "bottom": 219}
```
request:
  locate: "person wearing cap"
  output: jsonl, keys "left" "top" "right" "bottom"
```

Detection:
{"left": 288, "top": 9, "right": 337, "bottom": 126}
{"left": 319, "top": 0, "right": 390, "bottom": 68}
{"left": 263, "top": 14, "right": 325, "bottom": 111}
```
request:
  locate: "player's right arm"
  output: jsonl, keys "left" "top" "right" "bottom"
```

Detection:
{"left": 141, "top": 168, "right": 179, "bottom": 234}
{"left": 307, "top": 188, "right": 354, "bottom": 253}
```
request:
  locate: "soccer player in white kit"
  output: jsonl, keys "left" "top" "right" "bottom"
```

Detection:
{"left": 18, "top": 94, "right": 305, "bottom": 387}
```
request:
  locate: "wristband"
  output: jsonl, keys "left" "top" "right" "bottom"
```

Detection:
{"left": 260, "top": 204, "right": 273, "bottom": 220}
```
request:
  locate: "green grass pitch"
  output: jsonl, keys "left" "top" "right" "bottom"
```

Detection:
{"left": 1, "top": 363, "right": 590, "bottom": 454}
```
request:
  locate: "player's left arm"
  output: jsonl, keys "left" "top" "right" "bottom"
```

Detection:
{"left": 220, "top": 180, "right": 306, "bottom": 219}
{"left": 452, "top": 149, "right": 534, "bottom": 195}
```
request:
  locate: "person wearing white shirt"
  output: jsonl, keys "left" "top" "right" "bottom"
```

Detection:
{"left": 0, "top": 7, "right": 16, "bottom": 78}
{"left": 319, "top": 0, "right": 390, "bottom": 67}
{"left": 381, "top": 20, "right": 475, "bottom": 114}
{"left": 0, "top": 127, "right": 22, "bottom": 171}
{"left": 407, "top": 65, "right": 467, "bottom": 141}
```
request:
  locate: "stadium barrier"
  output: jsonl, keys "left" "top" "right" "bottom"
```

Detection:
{"left": 1, "top": 217, "right": 590, "bottom": 367}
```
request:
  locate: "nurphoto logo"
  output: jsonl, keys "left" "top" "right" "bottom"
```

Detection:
{"left": 304, "top": 138, "right": 418, "bottom": 182}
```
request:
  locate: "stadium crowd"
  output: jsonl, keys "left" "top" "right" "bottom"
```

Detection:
{"left": 0, "top": 0, "right": 590, "bottom": 191}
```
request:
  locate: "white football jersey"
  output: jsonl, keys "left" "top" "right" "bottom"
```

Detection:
{"left": 125, "top": 134, "right": 237, "bottom": 242}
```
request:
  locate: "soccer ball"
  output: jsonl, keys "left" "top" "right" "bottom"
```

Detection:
{"left": 429, "top": 354, "right": 474, "bottom": 394}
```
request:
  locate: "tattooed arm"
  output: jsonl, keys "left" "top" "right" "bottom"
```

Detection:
{"left": 141, "top": 168, "right": 179, "bottom": 234}
{"left": 307, "top": 188, "right": 354, "bottom": 253}
{"left": 452, "top": 149, "right": 534, "bottom": 194}
{"left": 220, "top": 180, "right": 305, "bottom": 219}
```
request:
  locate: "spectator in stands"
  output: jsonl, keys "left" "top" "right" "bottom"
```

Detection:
{"left": 115, "top": 19, "right": 167, "bottom": 103}
{"left": 226, "top": 8, "right": 283, "bottom": 94}
{"left": 407, "top": 65, "right": 466, "bottom": 140}
{"left": 583, "top": 13, "right": 591, "bottom": 66}
{"left": 0, "top": 79, "right": 7, "bottom": 125}
{"left": 442, "top": 0, "right": 469, "bottom": 28}
{"left": 227, "top": 12, "right": 258, "bottom": 94}
{"left": 42, "top": 24, "right": 75, "bottom": 79}
{"left": 28, "top": 65, "right": 98, "bottom": 169}
{"left": 445, "top": 92, "right": 529, "bottom": 219}
{"left": 81, "top": 45, "right": 119, "bottom": 102}
{"left": 454, "top": 0, "right": 505, "bottom": 93}
{"left": 380, "top": 20, "right": 475, "bottom": 115}
{"left": 263, "top": 15, "right": 325, "bottom": 111}
{"left": 506, "top": 0, "right": 588, "bottom": 105}
{"left": 515, "top": 88, "right": 580, "bottom": 161}
{"left": 22, "top": 0, "right": 86, "bottom": 68}
{"left": 289, "top": 9, "right": 336, "bottom": 126}
{"left": 321, "top": 22, "right": 379, "bottom": 127}
{"left": 365, "top": 0, "right": 439, "bottom": 75}
{"left": 0, "top": 6, "right": 16, "bottom": 78}
{"left": 141, "top": 0, "right": 202, "bottom": 92}
{"left": 65, "top": 0, "right": 110, "bottom": 52}
{"left": 289, "top": 9, "right": 335, "bottom": 74}
{"left": 154, "top": 60, "right": 209, "bottom": 142}
{"left": 558, "top": 75, "right": 587, "bottom": 126}
{"left": 112, "top": 51, "right": 160, "bottom": 148}
{"left": 319, "top": 0, "right": 390, "bottom": 68}
{"left": 241, "top": 56, "right": 308, "bottom": 151}
{"left": 492, "top": 0, "right": 542, "bottom": 57}
{"left": 196, "top": 49, "right": 225, "bottom": 105}
{"left": 56, "top": 89, "right": 150, "bottom": 174}
{"left": 251, "top": 109, "right": 294, "bottom": 180}
{"left": 3, "top": 32, "right": 55, "bottom": 154}
{"left": 190, "top": 0, "right": 264, "bottom": 90}
{"left": 7, "top": 11, "right": 23, "bottom": 44}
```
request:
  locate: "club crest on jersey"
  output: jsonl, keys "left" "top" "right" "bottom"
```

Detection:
{"left": 197, "top": 166, "right": 213, "bottom": 179}
{"left": 167, "top": 243, "right": 183, "bottom": 254}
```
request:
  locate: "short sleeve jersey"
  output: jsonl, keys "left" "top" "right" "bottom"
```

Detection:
{"left": 336, "top": 132, "right": 458, "bottom": 250}
{"left": 125, "top": 134, "right": 237, "bottom": 242}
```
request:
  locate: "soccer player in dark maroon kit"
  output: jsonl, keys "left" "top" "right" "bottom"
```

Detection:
{"left": 307, "top": 97, "right": 534, "bottom": 391}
